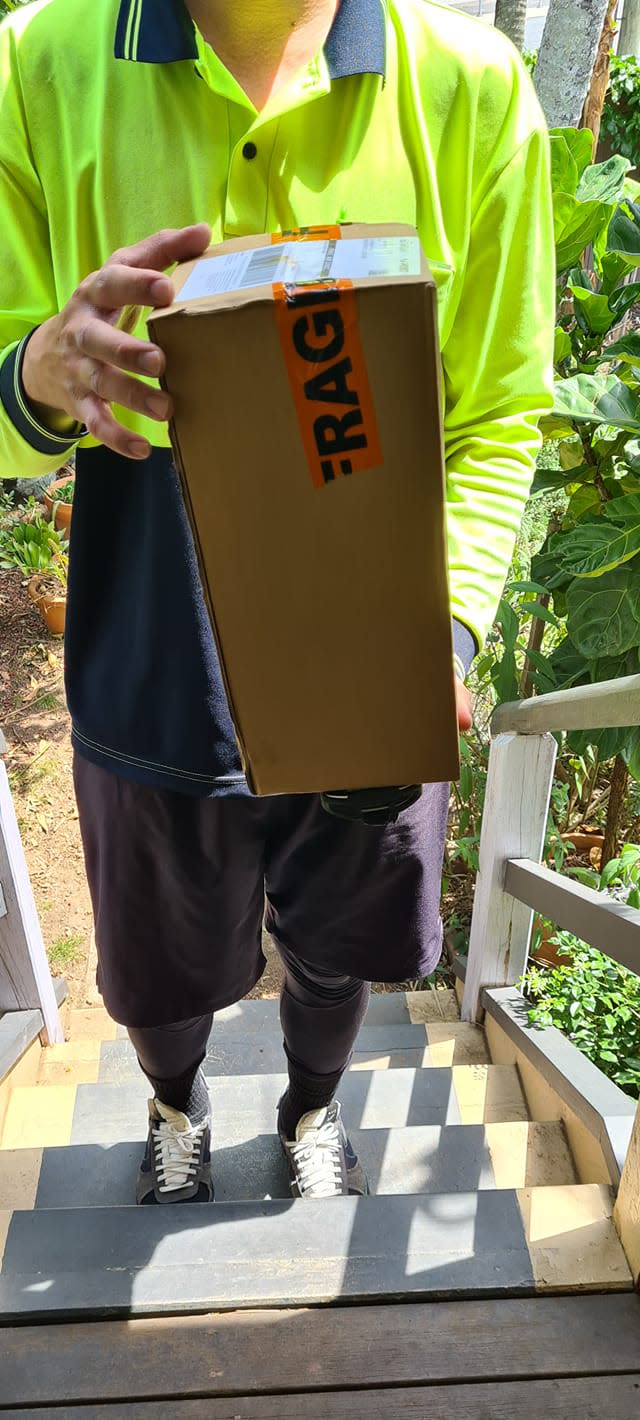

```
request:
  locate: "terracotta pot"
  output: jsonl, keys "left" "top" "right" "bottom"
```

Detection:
{"left": 530, "top": 917, "right": 574, "bottom": 970}
{"left": 43, "top": 472, "right": 75, "bottom": 532}
{"left": 28, "top": 575, "right": 66, "bottom": 636}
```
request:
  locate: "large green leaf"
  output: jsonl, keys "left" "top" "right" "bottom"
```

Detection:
{"left": 559, "top": 437, "right": 585, "bottom": 470}
{"left": 569, "top": 725, "right": 636, "bottom": 760}
{"left": 548, "top": 636, "right": 590, "bottom": 689}
{"left": 549, "top": 128, "right": 594, "bottom": 181}
{"left": 566, "top": 484, "right": 603, "bottom": 522}
{"left": 549, "top": 134, "right": 579, "bottom": 197}
{"left": 570, "top": 286, "right": 615, "bottom": 335}
{"left": 566, "top": 563, "right": 640, "bottom": 656}
{"left": 529, "top": 465, "right": 571, "bottom": 496}
{"left": 554, "top": 326, "right": 572, "bottom": 364}
{"left": 598, "top": 249, "right": 633, "bottom": 293}
{"left": 608, "top": 281, "right": 640, "bottom": 318}
{"left": 552, "top": 373, "right": 640, "bottom": 432}
{"left": 576, "top": 156, "right": 630, "bottom": 205}
{"left": 606, "top": 332, "right": 640, "bottom": 364}
{"left": 554, "top": 194, "right": 612, "bottom": 271}
{"left": 554, "top": 511, "right": 640, "bottom": 577}
{"left": 607, "top": 200, "right": 640, "bottom": 259}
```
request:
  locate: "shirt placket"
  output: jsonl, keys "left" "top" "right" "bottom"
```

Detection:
{"left": 194, "top": 36, "right": 331, "bottom": 239}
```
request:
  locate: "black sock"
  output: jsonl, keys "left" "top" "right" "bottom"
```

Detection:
{"left": 145, "top": 1063, "right": 210, "bottom": 1124}
{"left": 278, "top": 1056, "right": 345, "bottom": 1139}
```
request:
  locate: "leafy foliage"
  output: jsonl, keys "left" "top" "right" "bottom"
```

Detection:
{"left": 526, "top": 938, "right": 640, "bottom": 1098}
{"left": 601, "top": 53, "right": 640, "bottom": 171}
{"left": 0, "top": 510, "right": 68, "bottom": 578}
{"left": 529, "top": 129, "right": 640, "bottom": 773}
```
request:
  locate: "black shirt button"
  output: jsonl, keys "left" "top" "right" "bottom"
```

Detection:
{"left": 242, "top": 141, "right": 257, "bottom": 160}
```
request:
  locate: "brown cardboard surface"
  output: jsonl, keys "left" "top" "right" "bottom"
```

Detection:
{"left": 150, "top": 226, "right": 458, "bottom": 795}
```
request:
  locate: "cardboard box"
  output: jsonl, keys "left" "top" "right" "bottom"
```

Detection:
{"left": 149, "top": 224, "right": 459, "bottom": 796}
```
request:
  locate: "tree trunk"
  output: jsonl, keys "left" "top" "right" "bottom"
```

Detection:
{"left": 494, "top": 0, "right": 528, "bottom": 53}
{"left": 581, "top": 0, "right": 618, "bottom": 154}
{"left": 600, "top": 754, "right": 629, "bottom": 870}
{"left": 519, "top": 595, "right": 550, "bottom": 699}
{"left": 618, "top": 0, "right": 640, "bottom": 57}
{"left": 534, "top": 0, "right": 611, "bottom": 127}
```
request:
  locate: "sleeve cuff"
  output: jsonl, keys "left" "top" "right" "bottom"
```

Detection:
{"left": 452, "top": 619, "right": 477, "bottom": 681}
{"left": 0, "top": 332, "right": 84, "bottom": 457}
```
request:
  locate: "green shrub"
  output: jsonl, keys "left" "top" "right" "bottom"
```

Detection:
{"left": 601, "top": 53, "right": 640, "bottom": 170}
{"left": 526, "top": 941, "right": 640, "bottom": 1097}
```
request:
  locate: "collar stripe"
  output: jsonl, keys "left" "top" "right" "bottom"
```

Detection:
{"left": 114, "top": 0, "right": 386, "bottom": 78}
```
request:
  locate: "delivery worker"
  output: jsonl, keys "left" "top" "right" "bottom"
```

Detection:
{"left": 0, "top": 0, "right": 554, "bottom": 1203}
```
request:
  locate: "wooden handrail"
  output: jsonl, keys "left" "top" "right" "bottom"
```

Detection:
{"left": 492, "top": 673, "right": 640, "bottom": 737}
{"left": 505, "top": 858, "right": 640, "bottom": 977}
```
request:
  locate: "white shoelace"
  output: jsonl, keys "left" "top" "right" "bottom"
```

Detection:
{"left": 153, "top": 1118, "right": 207, "bottom": 1193}
{"left": 289, "top": 1115, "right": 345, "bottom": 1198}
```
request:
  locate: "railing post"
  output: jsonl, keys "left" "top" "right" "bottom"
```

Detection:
{"left": 0, "top": 759, "right": 64, "bottom": 1044}
{"left": 614, "top": 1100, "right": 640, "bottom": 1286}
{"left": 461, "top": 732, "right": 557, "bottom": 1022}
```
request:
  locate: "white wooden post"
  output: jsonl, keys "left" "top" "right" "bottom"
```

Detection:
{"left": 461, "top": 732, "right": 558, "bottom": 1022}
{"left": 0, "top": 759, "right": 64, "bottom": 1044}
{"left": 614, "top": 1100, "right": 640, "bottom": 1286}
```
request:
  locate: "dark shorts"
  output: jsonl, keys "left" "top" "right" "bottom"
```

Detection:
{"left": 73, "top": 754, "right": 450, "bottom": 1027}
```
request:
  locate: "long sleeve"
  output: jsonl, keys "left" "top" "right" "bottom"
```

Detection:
{"left": 0, "top": 21, "right": 80, "bottom": 479}
{"left": 442, "top": 120, "right": 555, "bottom": 650}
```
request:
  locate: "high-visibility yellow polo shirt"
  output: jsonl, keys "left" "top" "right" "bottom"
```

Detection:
{"left": 0, "top": 0, "right": 554, "bottom": 795}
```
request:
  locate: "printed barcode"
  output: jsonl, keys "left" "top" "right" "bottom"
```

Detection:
{"left": 243, "top": 248, "right": 284, "bottom": 286}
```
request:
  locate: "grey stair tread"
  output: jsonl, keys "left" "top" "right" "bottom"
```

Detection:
{"left": 70, "top": 1065, "right": 528, "bottom": 1146}
{"left": 33, "top": 1123, "right": 574, "bottom": 1209}
{"left": 112, "top": 991, "right": 420, "bottom": 1038}
{"left": 98, "top": 1025, "right": 442, "bottom": 1082}
{"left": 0, "top": 1191, "right": 539, "bottom": 1317}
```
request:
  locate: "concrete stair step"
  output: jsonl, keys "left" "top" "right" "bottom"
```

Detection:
{"left": 93, "top": 1022, "right": 488, "bottom": 1084}
{"left": 63, "top": 990, "right": 460, "bottom": 1047}
{"left": 0, "top": 1185, "right": 631, "bottom": 1320}
{"left": 0, "top": 1065, "right": 531, "bottom": 1150}
{"left": 0, "top": 1120, "right": 577, "bottom": 1210}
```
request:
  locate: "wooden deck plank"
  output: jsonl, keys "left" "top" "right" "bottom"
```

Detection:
{"left": 5, "top": 1375, "right": 640, "bottom": 1419}
{"left": 2, "top": 1295, "right": 639, "bottom": 1408}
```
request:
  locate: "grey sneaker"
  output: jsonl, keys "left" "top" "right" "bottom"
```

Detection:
{"left": 278, "top": 1100, "right": 369, "bottom": 1198}
{"left": 136, "top": 1096, "right": 213, "bottom": 1204}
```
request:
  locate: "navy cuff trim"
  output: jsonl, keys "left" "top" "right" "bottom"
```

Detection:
{"left": 452, "top": 619, "right": 477, "bottom": 680}
{"left": 0, "top": 335, "right": 83, "bottom": 457}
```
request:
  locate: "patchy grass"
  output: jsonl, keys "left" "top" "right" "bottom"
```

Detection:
{"left": 48, "top": 932, "right": 84, "bottom": 972}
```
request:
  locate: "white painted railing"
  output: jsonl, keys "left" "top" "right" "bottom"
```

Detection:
{"left": 462, "top": 672, "right": 640, "bottom": 1024}
{"left": 460, "top": 673, "right": 640, "bottom": 1283}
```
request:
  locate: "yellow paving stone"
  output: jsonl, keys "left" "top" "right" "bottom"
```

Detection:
{"left": 452, "top": 1063, "right": 529, "bottom": 1125}
{"left": 0, "top": 1148, "right": 42, "bottom": 1209}
{"left": 485, "top": 1121, "right": 577, "bottom": 1189}
{"left": 405, "top": 988, "right": 460, "bottom": 1024}
{"left": 519, "top": 1184, "right": 633, "bottom": 1291}
{"left": 67, "top": 1007, "right": 118, "bottom": 1042}
{"left": 37, "top": 1058, "right": 101, "bottom": 1087}
{"left": 350, "top": 1049, "right": 430, "bottom": 1071}
{"left": 0, "top": 1040, "right": 44, "bottom": 1142}
{"left": 1, "top": 1086, "right": 77, "bottom": 1150}
{"left": 425, "top": 1022, "right": 489, "bottom": 1066}
{"left": 37, "top": 1041, "right": 101, "bottom": 1087}
{"left": 0, "top": 1210, "right": 11, "bottom": 1269}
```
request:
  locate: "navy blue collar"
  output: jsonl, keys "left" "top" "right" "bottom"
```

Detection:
{"left": 114, "top": 0, "right": 386, "bottom": 79}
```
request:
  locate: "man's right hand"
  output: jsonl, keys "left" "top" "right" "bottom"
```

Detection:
{"left": 21, "top": 224, "right": 212, "bottom": 461}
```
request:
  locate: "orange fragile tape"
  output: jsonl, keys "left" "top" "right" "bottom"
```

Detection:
{"left": 273, "top": 280, "right": 383, "bottom": 490}
{"left": 271, "top": 225, "right": 341, "bottom": 243}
